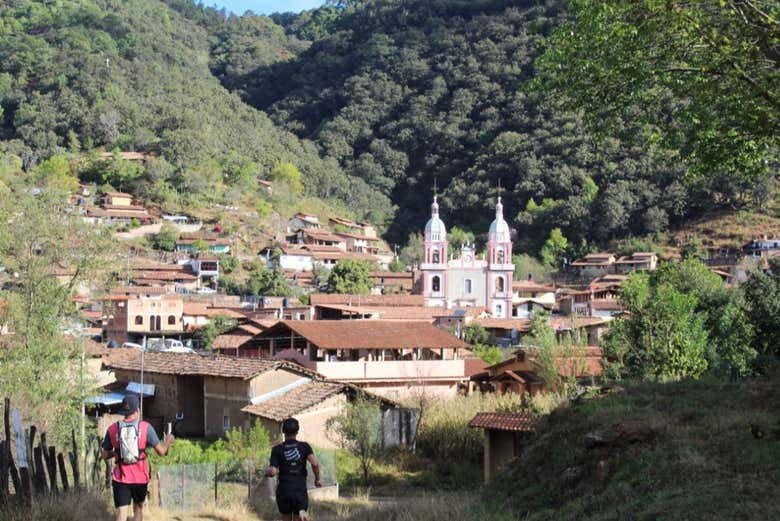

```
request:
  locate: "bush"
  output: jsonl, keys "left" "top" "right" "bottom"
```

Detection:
{"left": 415, "top": 393, "right": 525, "bottom": 464}
{"left": 152, "top": 222, "right": 180, "bottom": 251}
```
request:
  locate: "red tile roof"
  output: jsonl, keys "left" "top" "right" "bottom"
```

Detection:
{"left": 242, "top": 381, "right": 346, "bottom": 421}
{"left": 104, "top": 350, "right": 316, "bottom": 380}
{"left": 310, "top": 294, "right": 424, "bottom": 307}
{"left": 468, "top": 412, "right": 535, "bottom": 432}
{"left": 110, "top": 286, "right": 169, "bottom": 296}
{"left": 260, "top": 320, "right": 468, "bottom": 350}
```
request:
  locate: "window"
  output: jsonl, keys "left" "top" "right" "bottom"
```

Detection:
{"left": 464, "top": 279, "right": 472, "bottom": 294}
{"left": 495, "top": 276, "right": 505, "bottom": 293}
{"left": 223, "top": 414, "right": 230, "bottom": 431}
{"left": 155, "top": 315, "right": 162, "bottom": 331}
{"left": 497, "top": 249, "right": 505, "bottom": 264}
{"left": 167, "top": 315, "right": 176, "bottom": 326}
{"left": 496, "top": 304, "right": 503, "bottom": 316}
{"left": 134, "top": 316, "right": 143, "bottom": 325}
{"left": 432, "top": 275, "right": 441, "bottom": 292}
{"left": 432, "top": 250, "right": 440, "bottom": 263}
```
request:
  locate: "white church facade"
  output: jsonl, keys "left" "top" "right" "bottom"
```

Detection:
{"left": 421, "top": 195, "right": 514, "bottom": 318}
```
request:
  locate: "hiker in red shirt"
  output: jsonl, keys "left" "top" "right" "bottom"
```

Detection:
{"left": 101, "top": 395, "right": 174, "bottom": 521}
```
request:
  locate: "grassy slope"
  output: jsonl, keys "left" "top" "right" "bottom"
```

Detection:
{"left": 492, "top": 375, "right": 780, "bottom": 520}
{"left": 665, "top": 199, "right": 780, "bottom": 250}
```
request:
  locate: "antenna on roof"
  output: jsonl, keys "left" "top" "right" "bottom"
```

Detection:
{"left": 433, "top": 177, "right": 438, "bottom": 199}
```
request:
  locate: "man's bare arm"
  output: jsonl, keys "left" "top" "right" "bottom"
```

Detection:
{"left": 307, "top": 453, "right": 322, "bottom": 486}
{"left": 154, "top": 433, "right": 175, "bottom": 456}
{"left": 265, "top": 466, "right": 279, "bottom": 478}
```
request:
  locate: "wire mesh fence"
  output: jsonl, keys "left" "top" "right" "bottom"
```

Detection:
{"left": 155, "top": 448, "right": 337, "bottom": 511}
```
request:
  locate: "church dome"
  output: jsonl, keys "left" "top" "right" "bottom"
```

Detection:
{"left": 425, "top": 196, "right": 447, "bottom": 237}
{"left": 489, "top": 196, "right": 510, "bottom": 240}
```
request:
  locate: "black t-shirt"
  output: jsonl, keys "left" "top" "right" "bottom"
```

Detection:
{"left": 270, "top": 440, "right": 313, "bottom": 490}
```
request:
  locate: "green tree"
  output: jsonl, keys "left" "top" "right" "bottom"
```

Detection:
{"left": 387, "top": 257, "right": 406, "bottom": 273}
{"left": 224, "top": 421, "right": 271, "bottom": 461}
{"left": 741, "top": 259, "right": 780, "bottom": 370}
{"left": 448, "top": 226, "right": 475, "bottom": 250}
{"left": 523, "top": 312, "right": 562, "bottom": 389}
{"left": 245, "top": 266, "right": 292, "bottom": 297}
{"left": 537, "top": 0, "right": 780, "bottom": 207}
{"left": 196, "top": 314, "right": 239, "bottom": 350}
{"left": 513, "top": 253, "right": 551, "bottom": 282}
{"left": 399, "top": 232, "right": 424, "bottom": 267}
{"left": 604, "top": 272, "right": 710, "bottom": 381}
{"left": 152, "top": 223, "right": 180, "bottom": 252}
{"left": 271, "top": 161, "right": 303, "bottom": 194}
{"left": 326, "top": 395, "right": 381, "bottom": 486}
{"left": 540, "top": 228, "right": 568, "bottom": 269}
{"left": 32, "top": 155, "right": 79, "bottom": 192}
{"left": 327, "top": 259, "right": 373, "bottom": 294}
{"left": 0, "top": 191, "right": 115, "bottom": 439}
{"left": 463, "top": 323, "right": 490, "bottom": 346}
{"left": 473, "top": 344, "right": 503, "bottom": 366}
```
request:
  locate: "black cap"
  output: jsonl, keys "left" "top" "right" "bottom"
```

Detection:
{"left": 282, "top": 417, "right": 299, "bottom": 435}
{"left": 119, "top": 394, "right": 140, "bottom": 417}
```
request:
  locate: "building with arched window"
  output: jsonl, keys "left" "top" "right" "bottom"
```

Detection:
{"left": 421, "top": 194, "right": 514, "bottom": 317}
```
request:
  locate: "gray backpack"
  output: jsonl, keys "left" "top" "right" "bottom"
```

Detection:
{"left": 117, "top": 422, "right": 142, "bottom": 464}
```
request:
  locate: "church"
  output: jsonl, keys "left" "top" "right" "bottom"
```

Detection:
{"left": 421, "top": 195, "right": 515, "bottom": 318}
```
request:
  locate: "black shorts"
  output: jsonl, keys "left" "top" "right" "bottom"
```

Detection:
{"left": 112, "top": 480, "right": 148, "bottom": 507}
{"left": 276, "top": 488, "right": 309, "bottom": 515}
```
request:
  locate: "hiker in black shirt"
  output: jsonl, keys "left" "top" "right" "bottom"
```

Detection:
{"left": 265, "top": 417, "right": 322, "bottom": 521}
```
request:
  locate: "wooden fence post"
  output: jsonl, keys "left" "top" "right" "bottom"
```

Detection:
{"left": 57, "top": 453, "right": 69, "bottom": 492}
{"left": 69, "top": 430, "right": 80, "bottom": 491}
{"left": 1, "top": 398, "right": 11, "bottom": 502}
{"left": 32, "top": 446, "right": 48, "bottom": 495}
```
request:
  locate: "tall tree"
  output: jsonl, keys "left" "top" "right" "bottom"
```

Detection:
{"left": 327, "top": 259, "right": 373, "bottom": 294}
{"left": 537, "top": 0, "right": 780, "bottom": 208}
{"left": 0, "top": 191, "right": 114, "bottom": 438}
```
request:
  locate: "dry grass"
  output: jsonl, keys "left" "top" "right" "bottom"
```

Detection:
{"left": 669, "top": 206, "right": 780, "bottom": 249}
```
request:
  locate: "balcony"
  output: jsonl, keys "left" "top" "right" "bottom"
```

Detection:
{"left": 314, "top": 360, "right": 472, "bottom": 383}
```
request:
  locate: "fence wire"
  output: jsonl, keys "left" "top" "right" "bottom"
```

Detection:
{"left": 155, "top": 448, "right": 337, "bottom": 511}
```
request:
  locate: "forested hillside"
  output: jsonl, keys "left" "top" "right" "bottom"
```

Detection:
{"left": 223, "top": 0, "right": 691, "bottom": 249}
{"left": 0, "top": 0, "right": 390, "bottom": 220}
{"left": 0, "top": 0, "right": 775, "bottom": 249}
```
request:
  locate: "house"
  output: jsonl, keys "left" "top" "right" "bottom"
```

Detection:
{"left": 101, "top": 350, "right": 415, "bottom": 447}
{"left": 84, "top": 192, "right": 153, "bottom": 226}
{"left": 570, "top": 253, "right": 617, "bottom": 278}
{"left": 474, "top": 316, "right": 609, "bottom": 347}
{"left": 615, "top": 252, "right": 658, "bottom": 273}
{"left": 469, "top": 413, "right": 534, "bottom": 483}
{"left": 296, "top": 230, "right": 347, "bottom": 251}
{"left": 242, "top": 380, "right": 414, "bottom": 449}
{"left": 188, "top": 255, "right": 220, "bottom": 289}
{"left": 371, "top": 271, "right": 414, "bottom": 294}
{"left": 102, "top": 351, "right": 322, "bottom": 437}
{"left": 512, "top": 278, "right": 556, "bottom": 319}
{"left": 176, "top": 233, "right": 231, "bottom": 254}
{"left": 130, "top": 259, "right": 199, "bottom": 292}
{"left": 286, "top": 213, "right": 321, "bottom": 232}
{"left": 104, "top": 290, "right": 184, "bottom": 345}
{"left": 475, "top": 345, "right": 603, "bottom": 396}
{"left": 250, "top": 320, "right": 483, "bottom": 399}
{"left": 744, "top": 236, "right": 780, "bottom": 258}
{"left": 181, "top": 303, "right": 246, "bottom": 332}
{"left": 212, "top": 320, "right": 277, "bottom": 356}
{"left": 264, "top": 246, "right": 314, "bottom": 272}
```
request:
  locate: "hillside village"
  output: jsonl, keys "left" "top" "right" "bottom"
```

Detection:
{"left": 0, "top": 0, "right": 778, "bottom": 519}
{"left": 4, "top": 181, "right": 780, "bottom": 481}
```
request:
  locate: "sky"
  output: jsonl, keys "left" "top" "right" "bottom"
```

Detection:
{"left": 214, "top": 0, "right": 325, "bottom": 15}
